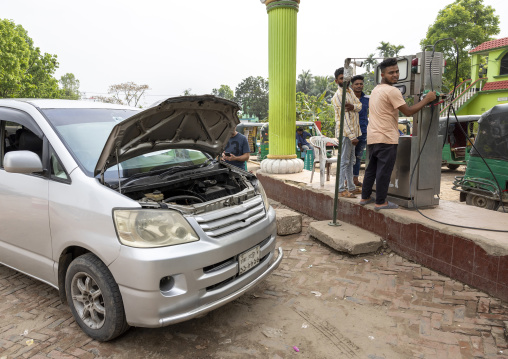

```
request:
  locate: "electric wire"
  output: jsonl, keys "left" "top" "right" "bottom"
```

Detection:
{"left": 408, "top": 38, "right": 508, "bottom": 233}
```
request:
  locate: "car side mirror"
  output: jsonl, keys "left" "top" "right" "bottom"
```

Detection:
{"left": 4, "top": 151, "right": 44, "bottom": 174}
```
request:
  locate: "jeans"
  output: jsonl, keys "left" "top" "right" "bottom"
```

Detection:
{"left": 361, "top": 143, "right": 398, "bottom": 204}
{"left": 300, "top": 144, "right": 313, "bottom": 159}
{"left": 339, "top": 137, "right": 356, "bottom": 192}
{"left": 353, "top": 133, "right": 367, "bottom": 177}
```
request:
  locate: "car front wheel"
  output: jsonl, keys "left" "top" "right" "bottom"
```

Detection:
{"left": 65, "top": 253, "right": 129, "bottom": 341}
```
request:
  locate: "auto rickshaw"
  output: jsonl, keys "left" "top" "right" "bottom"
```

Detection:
{"left": 438, "top": 115, "right": 480, "bottom": 170}
{"left": 452, "top": 104, "right": 508, "bottom": 211}
{"left": 236, "top": 122, "right": 263, "bottom": 156}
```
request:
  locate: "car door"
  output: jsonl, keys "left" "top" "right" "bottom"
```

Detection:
{"left": 0, "top": 108, "right": 54, "bottom": 285}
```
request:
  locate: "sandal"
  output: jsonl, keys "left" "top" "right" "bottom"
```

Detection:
{"left": 374, "top": 201, "right": 399, "bottom": 211}
{"left": 339, "top": 191, "right": 357, "bottom": 198}
{"left": 360, "top": 197, "right": 375, "bottom": 206}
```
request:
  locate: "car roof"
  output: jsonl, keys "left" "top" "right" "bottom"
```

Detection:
{"left": 0, "top": 98, "right": 139, "bottom": 111}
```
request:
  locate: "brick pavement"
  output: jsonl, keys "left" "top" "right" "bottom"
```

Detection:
{"left": 0, "top": 201, "right": 507, "bottom": 358}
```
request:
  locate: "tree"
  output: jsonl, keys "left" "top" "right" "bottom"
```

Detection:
{"left": 296, "top": 70, "right": 314, "bottom": 94}
{"left": 376, "top": 42, "right": 405, "bottom": 58}
{"left": 181, "top": 88, "right": 194, "bottom": 96}
{"left": 377, "top": 41, "right": 394, "bottom": 58}
{"left": 59, "top": 73, "right": 80, "bottom": 100}
{"left": 296, "top": 91, "right": 335, "bottom": 137}
{"left": 211, "top": 84, "right": 234, "bottom": 101}
{"left": 0, "top": 19, "right": 60, "bottom": 98}
{"left": 310, "top": 75, "right": 337, "bottom": 101}
{"left": 234, "top": 76, "right": 269, "bottom": 121}
{"left": 392, "top": 45, "right": 405, "bottom": 56}
{"left": 420, "top": 0, "right": 500, "bottom": 90}
{"left": 364, "top": 53, "right": 378, "bottom": 73}
{"left": 108, "top": 82, "right": 149, "bottom": 107}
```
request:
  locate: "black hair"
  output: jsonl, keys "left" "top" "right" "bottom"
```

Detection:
{"left": 379, "top": 58, "right": 398, "bottom": 72}
{"left": 351, "top": 75, "right": 364, "bottom": 84}
{"left": 297, "top": 127, "right": 303, "bottom": 131}
{"left": 334, "top": 67, "right": 344, "bottom": 80}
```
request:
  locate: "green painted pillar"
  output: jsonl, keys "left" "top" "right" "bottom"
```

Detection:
{"left": 260, "top": 0, "right": 303, "bottom": 174}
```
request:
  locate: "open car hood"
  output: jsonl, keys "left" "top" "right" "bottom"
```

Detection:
{"left": 94, "top": 96, "right": 240, "bottom": 176}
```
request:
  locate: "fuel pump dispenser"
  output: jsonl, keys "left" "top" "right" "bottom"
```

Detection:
{"left": 371, "top": 52, "right": 446, "bottom": 208}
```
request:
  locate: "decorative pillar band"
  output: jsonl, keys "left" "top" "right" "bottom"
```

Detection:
{"left": 266, "top": 1, "right": 299, "bottom": 12}
{"left": 266, "top": 154, "right": 297, "bottom": 159}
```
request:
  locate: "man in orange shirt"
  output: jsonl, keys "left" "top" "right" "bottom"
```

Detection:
{"left": 360, "top": 58, "right": 436, "bottom": 210}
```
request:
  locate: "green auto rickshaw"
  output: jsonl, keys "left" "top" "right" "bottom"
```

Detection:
{"left": 438, "top": 115, "right": 480, "bottom": 170}
{"left": 452, "top": 104, "right": 508, "bottom": 211}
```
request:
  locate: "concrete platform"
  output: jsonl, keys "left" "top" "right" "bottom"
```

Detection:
{"left": 308, "top": 220, "right": 383, "bottom": 255}
{"left": 257, "top": 169, "right": 508, "bottom": 302}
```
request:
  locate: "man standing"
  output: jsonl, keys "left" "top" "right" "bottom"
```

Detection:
{"left": 332, "top": 67, "right": 362, "bottom": 198}
{"left": 360, "top": 58, "right": 436, "bottom": 210}
{"left": 296, "top": 127, "right": 313, "bottom": 159}
{"left": 223, "top": 129, "right": 250, "bottom": 170}
{"left": 351, "top": 75, "right": 369, "bottom": 188}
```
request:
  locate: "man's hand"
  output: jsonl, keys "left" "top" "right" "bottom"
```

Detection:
{"left": 425, "top": 91, "right": 437, "bottom": 103}
{"left": 351, "top": 138, "right": 359, "bottom": 146}
{"left": 345, "top": 104, "right": 354, "bottom": 111}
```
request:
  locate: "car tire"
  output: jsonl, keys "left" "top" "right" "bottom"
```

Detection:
{"left": 65, "top": 253, "right": 129, "bottom": 341}
{"left": 465, "top": 191, "right": 500, "bottom": 211}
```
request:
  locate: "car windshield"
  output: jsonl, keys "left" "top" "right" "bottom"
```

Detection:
{"left": 42, "top": 108, "right": 209, "bottom": 178}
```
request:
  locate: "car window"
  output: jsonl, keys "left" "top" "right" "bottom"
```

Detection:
{"left": 1, "top": 121, "right": 43, "bottom": 168}
{"left": 42, "top": 108, "right": 209, "bottom": 179}
{"left": 50, "top": 147, "right": 69, "bottom": 182}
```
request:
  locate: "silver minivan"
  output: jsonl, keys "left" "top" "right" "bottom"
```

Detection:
{"left": 0, "top": 96, "right": 281, "bottom": 341}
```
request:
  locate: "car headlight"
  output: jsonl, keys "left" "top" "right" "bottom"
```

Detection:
{"left": 113, "top": 209, "right": 199, "bottom": 248}
{"left": 256, "top": 181, "right": 270, "bottom": 212}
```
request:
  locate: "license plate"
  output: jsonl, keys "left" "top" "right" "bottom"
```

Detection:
{"left": 238, "top": 246, "right": 260, "bottom": 275}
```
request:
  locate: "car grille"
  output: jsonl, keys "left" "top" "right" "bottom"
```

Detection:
{"left": 194, "top": 196, "right": 266, "bottom": 237}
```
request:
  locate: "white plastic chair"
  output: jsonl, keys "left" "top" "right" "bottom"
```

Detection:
{"left": 309, "top": 136, "right": 338, "bottom": 187}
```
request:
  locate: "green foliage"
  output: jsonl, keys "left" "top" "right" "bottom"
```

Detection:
{"left": 376, "top": 41, "right": 405, "bottom": 58}
{"left": 296, "top": 91, "right": 335, "bottom": 138}
{"left": 59, "top": 73, "right": 80, "bottom": 100}
{"left": 364, "top": 54, "right": 378, "bottom": 73}
{"left": 420, "top": 0, "right": 500, "bottom": 91}
{"left": 0, "top": 19, "right": 61, "bottom": 98}
{"left": 296, "top": 70, "right": 314, "bottom": 94}
{"left": 211, "top": 84, "right": 235, "bottom": 101}
{"left": 234, "top": 76, "right": 269, "bottom": 121}
{"left": 310, "top": 75, "right": 337, "bottom": 101}
{"left": 360, "top": 71, "right": 376, "bottom": 95}
{"left": 181, "top": 88, "right": 195, "bottom": 96}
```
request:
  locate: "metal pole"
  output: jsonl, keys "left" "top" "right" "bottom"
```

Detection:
{"left": 329, "top": 77, "right": 349, "bottom": 226}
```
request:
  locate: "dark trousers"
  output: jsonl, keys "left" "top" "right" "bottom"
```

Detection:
{"left": 353, "top": 133, "right": 367, "bottom": 176}
{"left": 361, "top": 143, "right": 398, "bottom": 205}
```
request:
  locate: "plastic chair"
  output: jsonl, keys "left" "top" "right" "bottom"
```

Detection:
{"left": 309, "top": 136, "right": 338, "bottom": 187}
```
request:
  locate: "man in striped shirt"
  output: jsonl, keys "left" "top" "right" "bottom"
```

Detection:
{"left": 332, "top": 67, "right": 362, "bottom": 198}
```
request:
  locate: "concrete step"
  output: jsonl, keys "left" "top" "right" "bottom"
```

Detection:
{"left": 309, "top": 221, "right": 383, "bottom": 255}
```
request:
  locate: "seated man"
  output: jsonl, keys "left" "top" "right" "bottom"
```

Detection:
{"left": 296, "top": 127, "right": 313, "bottom": 159}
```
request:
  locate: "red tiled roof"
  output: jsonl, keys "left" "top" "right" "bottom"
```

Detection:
{"left": 469, "top": 37, "right": 508, "bottom": 54}
{"left": 482, "top": 80, "right": 508, "bottom": 91}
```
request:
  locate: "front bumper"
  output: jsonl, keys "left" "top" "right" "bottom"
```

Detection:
{"left": 108, "top": 206, "right": 280, "bottom": 327}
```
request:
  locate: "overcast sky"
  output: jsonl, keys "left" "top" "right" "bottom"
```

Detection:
{"left": 3, "top": 0, "right": 508, "bottom": 106}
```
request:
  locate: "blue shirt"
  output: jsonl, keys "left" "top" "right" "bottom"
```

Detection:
{"left": 296, "top": 131, "right": 311, "bottom": 147}
{"left": 358, "top": 92, "right": 369, "bottom": 135}
{"left": 224, "top": 132, "right": 250, "bottom": 169}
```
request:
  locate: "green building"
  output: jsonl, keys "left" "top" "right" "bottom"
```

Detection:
{"left": 440, "top": 37, "right": 508, "bottom": 116}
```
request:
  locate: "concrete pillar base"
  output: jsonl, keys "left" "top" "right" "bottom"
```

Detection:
{"left": 260, "top": 158, "right": 303, "bottom": 174}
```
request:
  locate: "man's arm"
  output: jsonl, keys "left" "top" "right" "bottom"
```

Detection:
{"left": 350, "top": 90, "right": 362, "bottom": 113}
{"left": 398, "top": 91, "right": 437, "bottom": 116}
{"left": 230, "top": 152, "right": 250, "bottom": 162}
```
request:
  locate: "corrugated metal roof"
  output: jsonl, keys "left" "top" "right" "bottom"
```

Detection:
{"left": 483, "top": 80, "right": 508, "bottom": 91}
{"left": 469, "top": 37, "right": 508, "bottom": 54}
